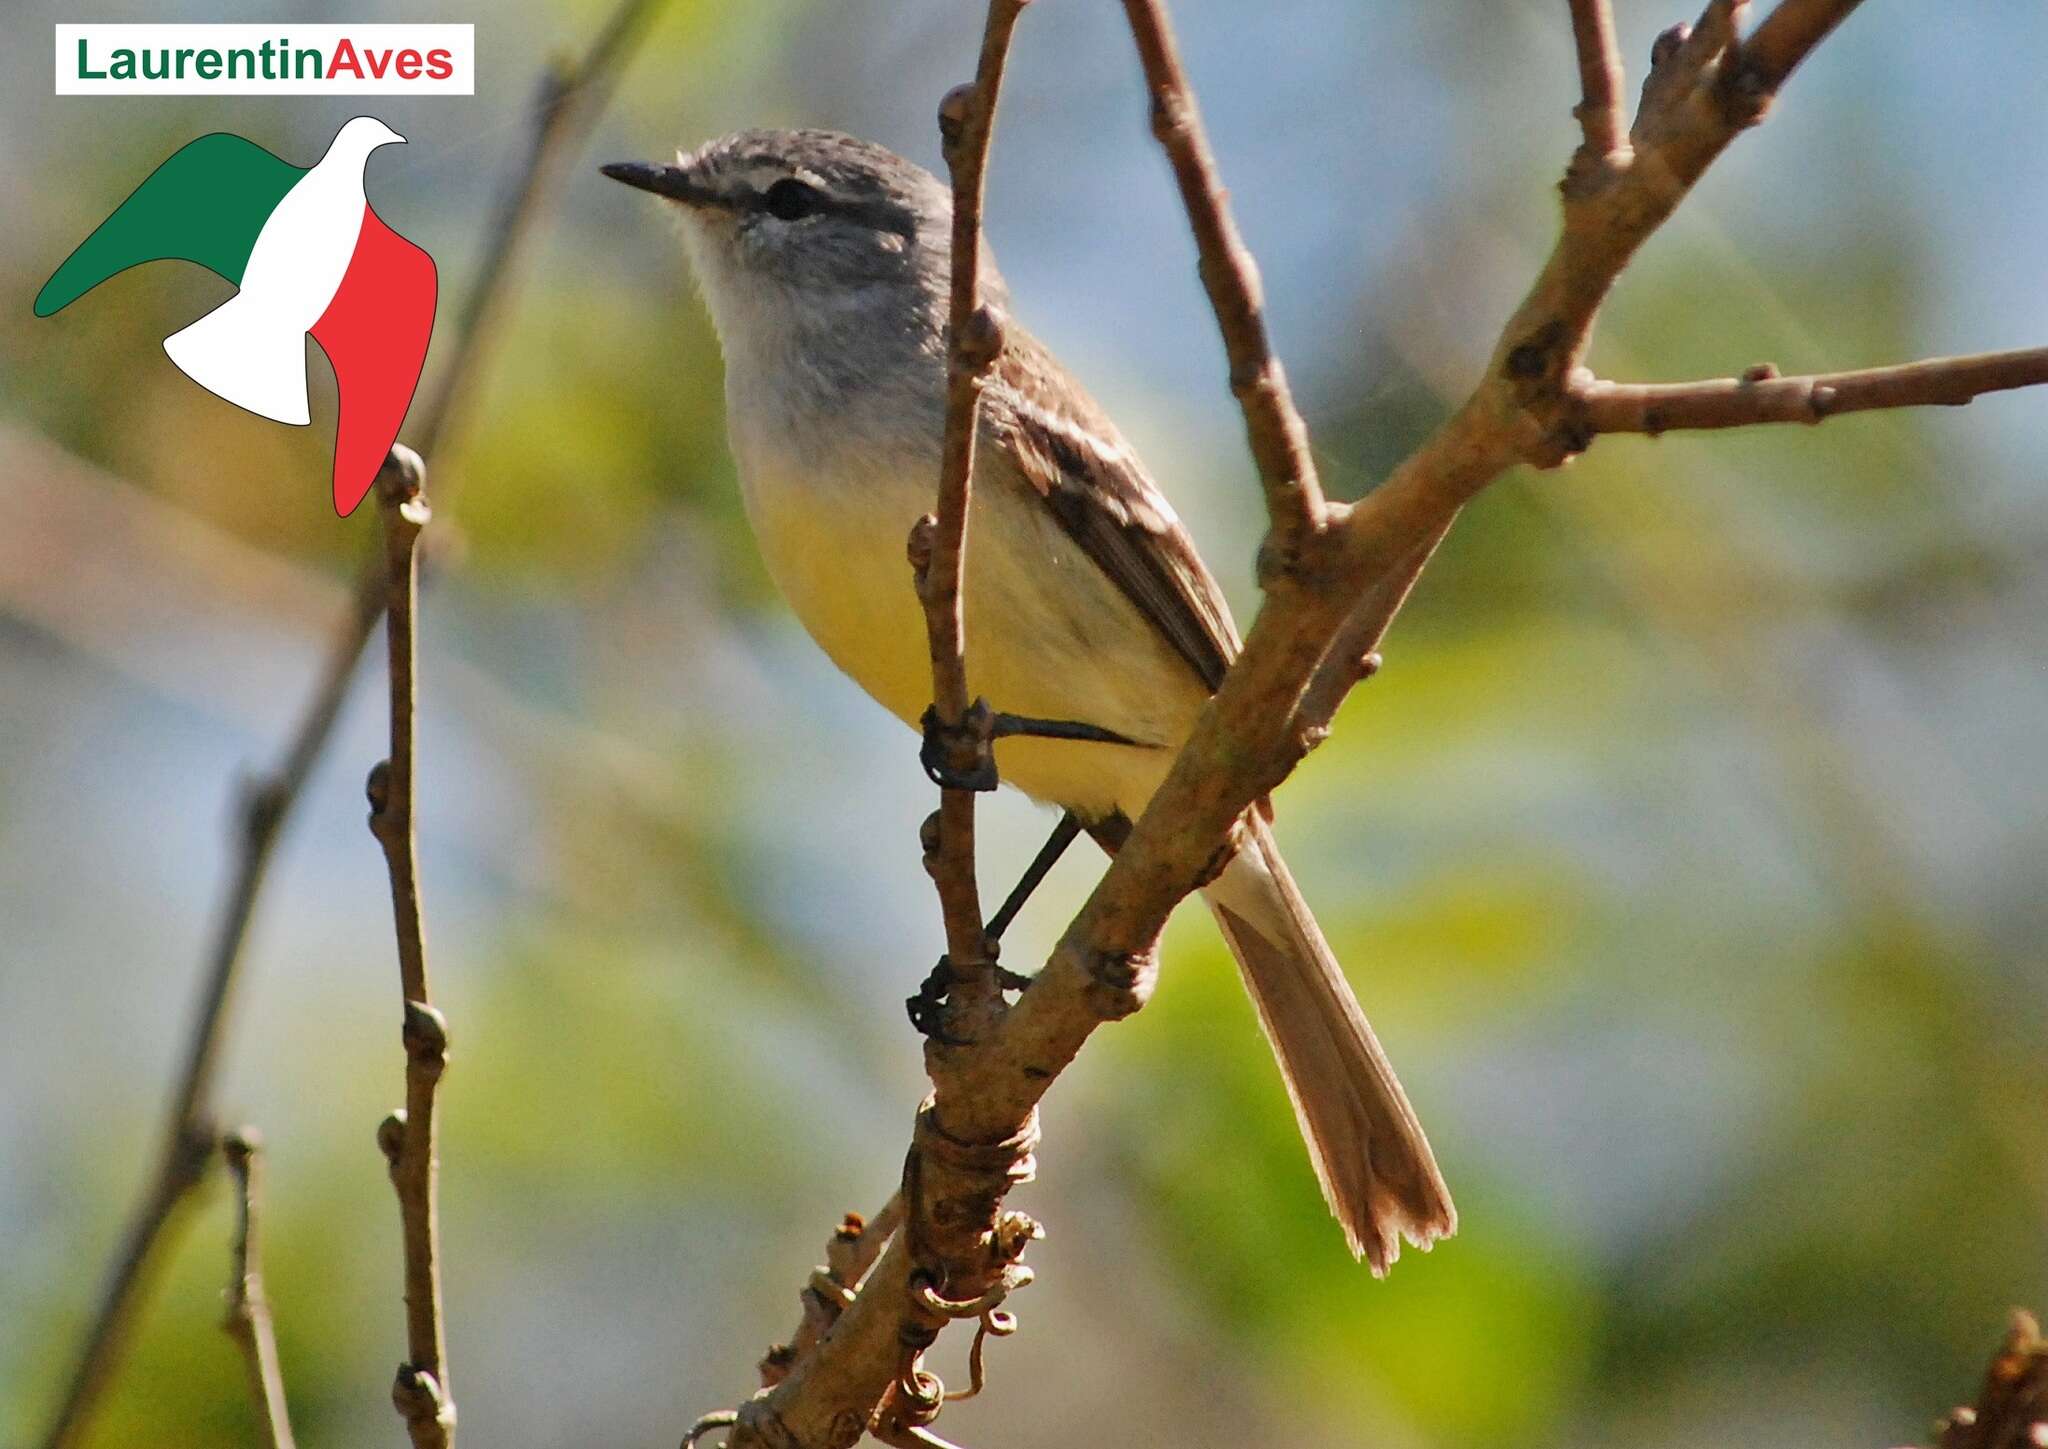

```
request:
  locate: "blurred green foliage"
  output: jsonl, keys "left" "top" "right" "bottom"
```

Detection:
{"left": 3, "top": 2, "right": 2045, "bottom": 1447}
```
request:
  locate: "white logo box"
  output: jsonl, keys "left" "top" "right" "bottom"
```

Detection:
{"left": 57, "top": 24, "right": 474, "bottom": 96}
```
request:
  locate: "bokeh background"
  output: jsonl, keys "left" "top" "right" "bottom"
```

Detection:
{"left": 3, "top": 1, "right": 2045, "bottom": 1445}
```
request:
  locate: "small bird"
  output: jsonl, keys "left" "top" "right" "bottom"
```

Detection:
{"left": 36, "top": 116, "right": 437, "bottom": 515}
{"left": 605, "top": 129, "right": 1453, "bottom": 1269}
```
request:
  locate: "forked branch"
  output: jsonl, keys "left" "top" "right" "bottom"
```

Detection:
{"left": 221, "top": 1130, "right": 295, "bottom": 1449}
{"left": 704, "top": 2, "right": 2048, "bottom": 1442}
{"left": 711, "top": 7, "right": 1043, "bottom": 1449}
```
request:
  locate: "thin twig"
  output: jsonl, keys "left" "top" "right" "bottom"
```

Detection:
{"left": 411, "top": 0, "right": 670, "bottom": 463}
{"left": 722, "top": 11, "right": 1037, "bottom": 1446}
{"left": 29, "top": 8, "right": 667, "bottom": 1446}
{"left": 706, "top": 2, "right": 2048, "bottom": 1444}
{"left": 1566, "top": 0, "right": 1629, "bottom": 160}
{"left": 1740, "top": 0, "right": 1867, "bottom": 91}
{"left": 221, "top": 1130, "right": 296, "bottom": 1449}
{"left": 758, "top": 1196, "right": 905, "bottom": 1388}
{"left": 913, "top": 0, "right": 1033, "bottom": 1027}
{"left": 367, "top": 447, "right": 454, "bottom": 1448}
{"left": 1575, "top": 348, "right": 2048, "bottom": 434}
{"left": 1119, "top": 0, "right": 1327, "bottom": 556}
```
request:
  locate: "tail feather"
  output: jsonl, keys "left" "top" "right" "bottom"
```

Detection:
{"left": 1202, "top": 816, "right": 1454, "bottom": 1272}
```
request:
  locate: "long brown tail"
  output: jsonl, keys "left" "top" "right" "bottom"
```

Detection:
{"left": 1201, "top": 816, "right": 1454, "bottom": 1272}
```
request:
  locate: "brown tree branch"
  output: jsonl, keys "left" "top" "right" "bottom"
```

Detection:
{"left": 712, "top": 10, "right": 1040, "bottom": 1448}
{"left": 912, "top": 0, "right": 1032, "bottom": 1014}
{"left": 1120, "top": 0, "right": 1327, "bottom": 551}
{"left": 1575, "top": 348, "right": 2048, "bottom": 434}
{"left": 28, "top": 9, "right": 666, "bottom": 1447}
{"left": 1741, "top": 0, "right": 1866, "bottom": 92}
{"left": 696, "top": 1, "right": 2048, "bottom": 1444}
{"left": 757, "top": 1197, "right": 905, "bottom": 1390}
{"left": 1074, "top": 0, "right": 1915, "bottom": 911}
{"left": 367, "top": 447, "right": 455, "bottom": 1449}
{"left": 1567, "top": 0, "right": 1629, "bottom": 162}
{"left": 221, "top": 1130, "right": 296, "bottom": 1449}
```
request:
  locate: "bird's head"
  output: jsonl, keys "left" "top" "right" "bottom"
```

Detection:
{"left": 602, "top": 129, "right": 984, "bottom": 356}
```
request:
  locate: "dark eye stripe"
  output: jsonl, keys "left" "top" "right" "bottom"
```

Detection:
{"left": 742, "top": 179, "right": 919, "bottom": 241}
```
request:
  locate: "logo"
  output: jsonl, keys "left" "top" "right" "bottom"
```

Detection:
{"left": 56, "top": 25, "right": 474, "bottom": 96}
{"left": 35, "top": 118, "right": 439, "bottom": 515}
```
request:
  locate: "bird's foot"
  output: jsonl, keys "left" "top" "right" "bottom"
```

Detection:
{"left": 920, "top": 701, "right": 999, "bottom": 792}
{"left": 906, "top": 956, "right": 971, "bottom": 1044}
{"left": 905, "top": 954, "right": 1035, "bottom": 1044}
{"left": 920, "top": 702, "right": 1141, "bottom": 794}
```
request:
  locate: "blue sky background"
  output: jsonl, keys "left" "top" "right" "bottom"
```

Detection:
{"left": 3, "top": 3, "right": 2046, "bottom": 1446}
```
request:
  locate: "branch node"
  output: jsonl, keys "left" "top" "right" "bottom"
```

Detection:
{"left": 936, "top": 85, "right": 975, "bottom": 152}
{"left": 1082, "top": 943, "right": 1159, "bottom": 1021}
{"left": 1651, "top": 22, "right": 1690, "bottom": 69}
{"left": 377, "top": 444, "right": 427, "bottom": 503}
{"left": 951, "top": 305, "right": 1006, "bottom": 374}
{"left": 365, "top": 759, "right": 394, "bottom": 821}
{"left": 402, "top": 1000, "right": 450, "bottom": 1077}
{"left": 376, "top": 1111, "right": 408, "bottom": 1170}
{"left": 391, "top": 1364, "right": 455, "bottom": 1435}
{"left": 907, "top": 514, "right": 938, "bottom": 580}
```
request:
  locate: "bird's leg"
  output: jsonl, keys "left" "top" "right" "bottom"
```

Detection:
{"left": 983, "top": 811, "right": 1084, "bottom": 968}
{"left": 919, "top": 700, "right": 1143, "bottom": 793}
{"left": 906, "top": 812, "right": 1082, "bottom": 1034}
{"left": 988, "top": 713, "right": 1141, "bottom": 748}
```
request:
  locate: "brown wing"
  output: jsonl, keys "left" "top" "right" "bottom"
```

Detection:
{"left": 982, "top": 328, "right": 1240, "bottom": 692}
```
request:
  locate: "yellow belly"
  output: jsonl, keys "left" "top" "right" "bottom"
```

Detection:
{"left": 739, "top": 450, "right": 1209, "bottom": 822}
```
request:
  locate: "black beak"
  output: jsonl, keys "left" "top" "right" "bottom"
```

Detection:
{"left": 601, "top": 160, "right": 718, "bottom": 206}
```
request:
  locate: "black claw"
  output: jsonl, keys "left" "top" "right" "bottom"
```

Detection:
{"left": 920, "top": 704, "right": 1000, "bottom": 792}
{"left": 906, "top": 957, "right": 971, "bottom": 1044}
{"left": 920, "top": 704, "right": 1143, "bottom": 794}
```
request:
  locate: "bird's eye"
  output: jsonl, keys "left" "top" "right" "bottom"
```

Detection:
{"left": 763, "top": 178, "right": 823, "bottom": 221}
